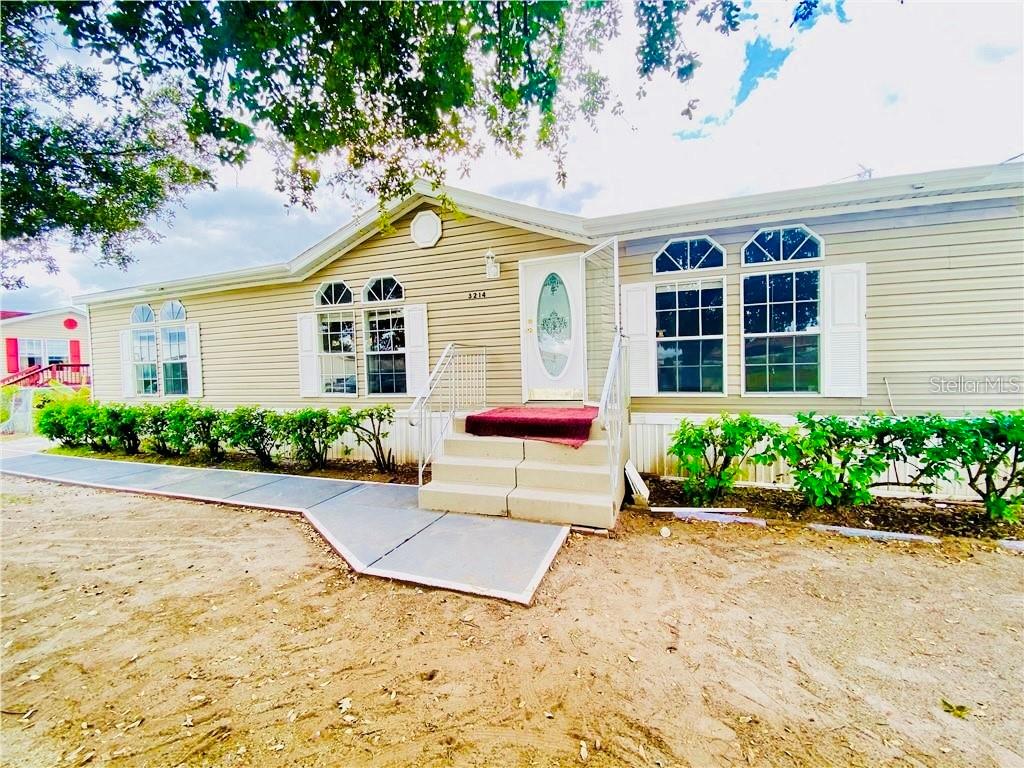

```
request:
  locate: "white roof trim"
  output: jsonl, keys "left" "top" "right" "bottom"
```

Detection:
{"left": 74, "top": 162, "right": 1022, "bottom": 306}
{"left": 0, "top": 306, "right": 87, "bottom": 327}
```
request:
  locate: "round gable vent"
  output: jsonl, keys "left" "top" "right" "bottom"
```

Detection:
{"left": 63, "top": 317, "right": 79, "bottom": 330}
{"left": 410, "top": 210, "right": 442, "bottom": 248}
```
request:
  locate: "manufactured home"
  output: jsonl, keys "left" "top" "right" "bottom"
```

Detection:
{"left": 76, "top": 163, "right": 1024, "bottom": 528}
{"left": 1, "top": 307, "right": 91, "bottom": 388}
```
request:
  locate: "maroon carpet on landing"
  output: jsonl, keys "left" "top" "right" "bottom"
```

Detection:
{"left": 465, "top": 406, "right": 598, "bottom": 448}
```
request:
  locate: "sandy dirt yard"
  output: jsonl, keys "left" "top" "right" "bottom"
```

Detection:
{"left": 2, "top": 477, "right": 1022, "bottom": 768}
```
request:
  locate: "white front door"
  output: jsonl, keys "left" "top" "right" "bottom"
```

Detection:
{"left": 519, "top": 254, "right": 584, "bottom": 401}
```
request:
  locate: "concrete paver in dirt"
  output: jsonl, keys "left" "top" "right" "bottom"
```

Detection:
{"left": 1, "top": 452, "right": 568, "bottom": 604}
{"left": 365, "top": 513, "right": 570, "bottom": 603}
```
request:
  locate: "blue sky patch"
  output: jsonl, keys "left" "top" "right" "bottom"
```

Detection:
{"left": 735, "top": 37, "right": 794, "bottom": 106}
{"left": 976, "top": 43, "right": 1019, "bottom": 64}
{"left": 883, "top": 90, "right": 900, "bottom": 107}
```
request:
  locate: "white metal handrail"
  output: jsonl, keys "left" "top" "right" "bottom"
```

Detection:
{"left": 409, "top": 343, "right": 487, "bottom": 485}
{"left": 597, "top": 333, "right": 628, "bottom": 499}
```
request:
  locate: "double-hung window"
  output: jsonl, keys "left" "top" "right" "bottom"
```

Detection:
{"left": 19, "top": 339, "right": 43, "bottom": 369}
{"left": 363, "top": 276, "right": 407, "bottom": 395}
{"left": 364, "top": 306, "right": 407, "bottom": 395}
{"left": 655, "top": 278, "right": 725, "bottom": 393}
{"left": 126, "top": 301, "right": 192, "bottom": 396}
{"left": 314, "top": 282, "right": 356, "bottom": 395}
{"left": 742, "top": 269, "right": 820, "bottom": 393}
{"left": 131, "top": 326, "right": 159, "bottom": 395}
{"left": 318, "top": 311, "right": 357, "bottom": 394}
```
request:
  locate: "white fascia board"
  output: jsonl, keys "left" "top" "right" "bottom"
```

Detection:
{"left": 0, "top": 306, "right": 87, "bottom": 326}
{"left": 74, "top": 263, "right": 290, "bottom": 306}
{"left": 583, "top": 162, "right": 1023, "bottom": 241}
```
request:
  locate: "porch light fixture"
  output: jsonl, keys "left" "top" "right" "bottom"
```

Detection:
{"left": 484, "top": 249, "right": 500, "bottom": 279}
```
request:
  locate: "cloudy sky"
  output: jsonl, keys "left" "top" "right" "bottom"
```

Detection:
{"left": 3, "top": 0, "right": 1022, "bottom": 312}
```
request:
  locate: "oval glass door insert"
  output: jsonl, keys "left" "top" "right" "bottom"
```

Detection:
{"left": 536, "top": 272, "right": 572, "bottom": 377}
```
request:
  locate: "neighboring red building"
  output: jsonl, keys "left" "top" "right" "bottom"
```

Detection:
{"left": 1, "top": 307, "right": 90, "bottom": 386}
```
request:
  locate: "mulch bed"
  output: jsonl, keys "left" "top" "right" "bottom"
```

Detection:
{"left": 47, "top": 447, "right": 425, "bottom": 485}
{"left": 645, "top": 475, "right": 1023, "bottom": 541}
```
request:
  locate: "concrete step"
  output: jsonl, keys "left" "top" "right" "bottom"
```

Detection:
{"left": 432, "top": 455, "right": 519, "bottom": 486}
{"left": 523, "top": 437, "right": 609, "bottom": 466}
{"left": 418, "top": 481, "right": 510, "bottom": 516}
{"left": 442, "top": 433, "right": 524, "bottom": 460}
{"left": 507, "top": 486, "right": 616, "bottom": 529}
{"left": 515, "top": 459, "right": 610, "bottom": 492}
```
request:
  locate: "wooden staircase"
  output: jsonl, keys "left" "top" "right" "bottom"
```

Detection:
{"left": 418, "top": 415, "right": 624, "bottom": 529}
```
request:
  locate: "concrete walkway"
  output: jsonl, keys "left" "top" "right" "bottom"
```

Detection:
{"left": 0, "top": 450, "right": 568, "bottom": 604}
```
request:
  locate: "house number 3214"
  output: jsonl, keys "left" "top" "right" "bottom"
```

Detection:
{"left": 467, "top": 291, "right": 487, "bottom": 300}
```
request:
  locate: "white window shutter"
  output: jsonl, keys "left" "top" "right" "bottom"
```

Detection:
{"left": 185, "top": 323, "right": 203, "bottom": 397}
{"left": 297, "top": 313, "right": 319, "bottom": 397}
{"left": 403, "top": 303, "right": 430, "bottom": 397}
{"left": 119, "top": 330, "right": 135, "bottom": 398}
{"left": 620, "top": 283, "right": 656, "bottom": 396}
{"left": 822, "top": 263, "right": 867, "bottom": 397}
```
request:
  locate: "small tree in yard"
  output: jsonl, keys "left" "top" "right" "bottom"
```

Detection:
{"left": 219, "top": 406, "right": 284, "bottom": 469}
{"left": 190, "top": 405, "right": 225, "bottom": 462}
{"left": 280, "top": 408, "right": 350, "bottom": 471}
{"left": 98, "top": 404, "right": 145, "bottom": 454}
{"left": 141, "top": 400, "right": 197, "bottom": 456}
{"left": 339, "top": 405, "right": 397, "bottom": 474}
{"left": 668, "top": 413, "right": 781, "bottom": 505}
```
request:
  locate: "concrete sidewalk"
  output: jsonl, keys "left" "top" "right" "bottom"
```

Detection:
{"left": 0, "top": 451, "right": 568, "bottom": 604}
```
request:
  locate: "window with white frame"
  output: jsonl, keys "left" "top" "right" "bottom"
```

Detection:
{"left": 126, "top": 301, "right": 191, "bottom": 396}
{"left": 654, "top": 237, "right": 725, "bottom": 274}
{"left": 743, "top": 225, "right": 822, "bottom": 265}
{"left": 742, "top": 269, "right": 820, "bottom": 393}
{"left": 46, "top": 339, "right": 69, "bottom": 365}
{"left": 19, "top": 338, "right": 43, "bottom": 369}
{"left": 318, "top": 311, "right": 357, "bottom": 394}
{"left": 316, "top": 281, "right": 353, "bottom": 306}
{"left": 130, "top": 304, "right": 155, "bottom": 324}
{"left": 364, "top": 307, "right": 406, "bottom": 394}
{"left": 131, "top": 327, "right": 159, "bottom": 395}
{"left": 655, "top": 278, "right": 724, "bottom": 393}
{"left": 363, "top": 276, "right": 404, "bottom": 303}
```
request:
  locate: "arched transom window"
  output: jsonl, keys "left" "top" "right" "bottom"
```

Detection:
{"left": 130, "top": 304, "right": 155, "bottom": 324}
{"left": 363, "top": 276, "right": 404, "bottom": 303}
{"left": 315, "top": 281, "right": 353, "bottom": 306}
{"left": 654, "top": 236, "right": 725, "bottom": 274}
{"left": 159, "top": 299, "right": 187, "bottom": 322}
{"left": 743, "top": 225, "right": 822, "bottom": 265}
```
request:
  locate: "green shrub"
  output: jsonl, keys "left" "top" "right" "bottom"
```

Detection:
{"left": 190, "top": 405, "right": 225, "bottom": 461}
{"left": 934, "top": 411, "right": 1024, "bottom": 522}
{"left": 343, "top": 404, "right": 396, "bottom": 473}
{"left": 280, "top": 408, "right": 350, "bottom": 470}
{"left": 97, "top": 404, "right": 146, "bottom": 454}
{"left": 141, "top": 401, "right": 195, "bottom": 456}
{"left": 667, "top": 413, "right": 781, "bottom": 504}
{"left": 773, "top": 413, "right": 889, "bottom": 508}
{"left": 37, "top": 400, "right": 109, "bottom": 450}
{"left": 219, "top": 406, "right": 284, "bottom": 469}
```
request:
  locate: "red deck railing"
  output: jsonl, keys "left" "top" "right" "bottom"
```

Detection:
{"left": 1, "top": 363, "right": 91, "bottom": 388}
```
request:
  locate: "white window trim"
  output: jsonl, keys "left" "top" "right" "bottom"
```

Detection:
{"left": 124, "top": 300, "right": 198, "bottom": 399}
{"left": 314, "top": 280, "right": 355, "bottom": 308}
{"left": 651, "top": 235, "right": 727, "bottom": 276}
{"left": 159, "top": 300, "right": 187, "bottom": 322}
{"left": 649, "top": 275, "right": 728, "bottom": 398}
{"left": 739, "top": 266, "right": 823, "bottom": 397}
{"left": 159, "top": 324, "right": 190, "bottom": 397}
{"left": 45, "top": 338, "right": 70, "bottom": 365}
{"left": 130, "top": 327, "right": 161, "bottom": 398}
{"left": 129, "top": 303, "right": 156, "bottom": 324}
{"left": 315, "top": 309, "right": 359, "bottom": 398}
{"left": 362, "top": 274, "right": 405, "bottom": 304}
{"left": 741, "top": 224, "right": 824, "bottom": 267}
{"left": 361, "top": 306, "right": 409, "bottom": 398}
{"left": 18, "top": 338, "right": 44, "bottom": 369}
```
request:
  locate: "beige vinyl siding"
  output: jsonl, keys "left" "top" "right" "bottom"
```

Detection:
{"left": 622, "top": 197, "right": 1024, "bottom": 416}
{"left": 88, "top": 206, "right": 580, "bottom": 408}
{"left": 1, "top": 311, "right": 90, "bottom": 376}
